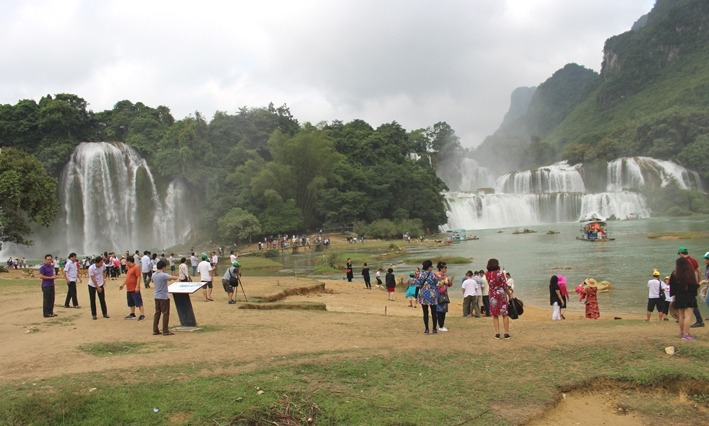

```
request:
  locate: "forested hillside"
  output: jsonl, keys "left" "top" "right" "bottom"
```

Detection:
{"left": 473, "top": 0, "right": 709, "bottom": 181}
{"left": 0, "top": 97, "right": 455, "bottom": 244}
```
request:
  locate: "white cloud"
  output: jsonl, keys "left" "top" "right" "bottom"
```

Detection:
{"left": 0, "top": 0, "right": 655, "bottom": 146}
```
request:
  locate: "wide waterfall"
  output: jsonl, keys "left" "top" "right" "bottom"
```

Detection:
{"left": 59, "top": 142, "right": 193, "bottom": 254}
{"left": 444, "top": 157, "right": 702, "bottom": 230}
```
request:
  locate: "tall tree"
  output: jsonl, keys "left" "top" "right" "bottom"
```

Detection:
{"left": 0, "top": 148, "right": 58, "bottom": 247}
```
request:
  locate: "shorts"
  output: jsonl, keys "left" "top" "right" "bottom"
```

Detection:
{"left": 647, "top": 298, "right": 663, "bottom": 312}
{"left": 170, "top": 265, "right": 175, "bottom": 272}
{"left": 386, "top": 287, "right": 395, "bottom": 293}
{"left": 201, "top": 281, "right": 213, "bottom": 289}
{"left": 127, "top": 291, "right": 143, "bottom": 308}
{"left": 222, "top": 279, "right": 235, "bottom": 293}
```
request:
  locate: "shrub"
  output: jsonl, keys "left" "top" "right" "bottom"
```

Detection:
{"left": 264, "top": 249, "right": 280, "bottom": 258}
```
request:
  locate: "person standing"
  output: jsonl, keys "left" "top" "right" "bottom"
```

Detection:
{"left": 152, "top": 260, "right": 179, "bottom": 336}
{"left": 198, "top": 253, "right": 214, "bottom": 302}
{"left": 462, "top": 270, "right": 478, "bottom": 317}
{"left": 549, "top": 275, "right": 564, "bottom": 321}
{"left": 486, "top": 259, "right": 513, "bottom": 339}
{"left": 670, "top": 256, "right": 700, "bottom": 340}
{"left": 362, "top": 263, "right": 371, "bottom": 289}
{"left": 190, "top": 252, "right": 198, "bottom": 276}
{"left": 168, "top": 253, "right": 176, "bottom": 274}
{"left": 178, "top": 257, "right": 190, "bottom": 282}
{"left": 385, "top": 267, "right": 396, "bottom": 301}
{"left": 229, "top": 250, "right": 237, "bottom": 265}
{"left": 211, "top": 251, "right": 219, "bottom": 275}
{"left": 345, "top": 258, "right": 353, "bottom": 282}
{"left": 416, "top": 260, "right": 439, "bottom": 334}
{"left": 375, "top": 269, "right": 382, "bottom": 286}
{"left": 39, "top": 254, "right": 58, "bottom": 317}
{"left": 119, "top": 256, "right": 145, "bottom": 321}
{"left": 479, "top": 270, "right": 490, "bottom": 317}
{"left": 646, "top": 269, "right": 667, "bottom": 322}
{"left": 405, "top": 272, "right": 418, "bottom": 307}
{"left": 557, "top": 274, "right": 569, "bottom": 320}
{"left": 140, "top": 251, "right": 152, "bottom": 288}
{"left": 63, "top": 252, "right": 81, "bottom": 308}
{"left": 578, "top": 278, "right": 600, "bottom": 319}
{"left": 701, "top": 252, "right": 709, "bottom": 320}
{"left": 436, "top": 262, "right": 453, "bottom": 331}
{"left": 677, "top": 246, "right": 705, "bottom": 328}
{"left": 88, "top": 256, "right": 109, "bottom": 320}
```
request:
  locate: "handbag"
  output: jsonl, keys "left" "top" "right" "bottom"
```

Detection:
{"left": 438, "top": 291, "right": 450, "bottom": 304}
{"left": 508, "top": 297, "right": 524, "bottom": 319}
{"left": 658, "top": 280, "right": 666, "bottom": 302}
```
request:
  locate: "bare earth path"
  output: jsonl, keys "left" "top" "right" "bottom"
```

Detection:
{"left": 1, "top": 269, "right": 706, "bottom": 424}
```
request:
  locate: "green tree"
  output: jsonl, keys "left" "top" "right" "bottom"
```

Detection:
{"left": 0, "top": 148, "right": 58, "bottom": 246}
{"left": 217, "top": 208, "right": 262, "bottom": 243}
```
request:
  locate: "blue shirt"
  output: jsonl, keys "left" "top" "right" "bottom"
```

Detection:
{"left": 152, "top": 271, "right": 171, "bottom": 300}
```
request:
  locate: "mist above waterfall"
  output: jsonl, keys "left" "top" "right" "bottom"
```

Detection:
{"left": 444, "top": 157, "right": 702, "bottom": 230}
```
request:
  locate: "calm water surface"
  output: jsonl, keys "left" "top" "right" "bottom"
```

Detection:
{"left": 283, "top": 215, "right": 709, "bottom": 316}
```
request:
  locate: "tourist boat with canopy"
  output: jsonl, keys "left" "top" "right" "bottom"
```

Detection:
{"left": 577, "top": 214, "right": 614, "bottom": 242}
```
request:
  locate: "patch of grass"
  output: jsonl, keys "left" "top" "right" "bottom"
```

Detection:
{"left": 405, "top": 255, "right": 473, "bottom": 265}
{"left": 232, "top": 256, "right": 283, "bottom": 270}
{"left": 79, "top": 341, "right": 150, "bottom": 357}
{"left": 1, "top": 337, "right": 707, "bottom": 425}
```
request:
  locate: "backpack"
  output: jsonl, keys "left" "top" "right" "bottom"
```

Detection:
{"left": 228, "top": 267, "right": 239, "bottom": 287}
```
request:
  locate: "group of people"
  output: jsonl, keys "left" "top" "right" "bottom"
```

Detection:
{"left": 38, "top": 248, "right": 244, "bottom": 336}
{"left": 645, "top": 246, "right": 708, "bottom": 341}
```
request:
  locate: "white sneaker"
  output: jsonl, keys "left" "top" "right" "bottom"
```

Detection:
{"left": 439, "top": 327, "right": 448, "bottom": 331}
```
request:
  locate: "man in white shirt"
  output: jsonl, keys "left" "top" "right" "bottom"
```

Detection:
{"left": 63, "top": 252, "right": 81, "bottom": 308}
{"left": 229, "top": 251, "right": 237, "bottom": 265}
{"left": 198, "top": 253, "right": 214, "bottom": 302}
{"left": 462, "top": 271, "right": 482, "bottom": 318}
{"left": 140, "top": 251, "right": 152, "bottom": 288}
{"left": 478, "top": 270, "right": 490, "bottom": 317}
{"left": 88, "top": 256, "right": 109, "bottom": 320}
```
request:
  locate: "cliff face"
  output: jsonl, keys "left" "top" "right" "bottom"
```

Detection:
{"left": 474, "top": 0, "right": 709, "bottom": 181}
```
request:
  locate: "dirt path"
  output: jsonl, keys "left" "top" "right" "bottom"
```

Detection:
{"left": 1, "top": 269, "right": 706, "bottom": 424}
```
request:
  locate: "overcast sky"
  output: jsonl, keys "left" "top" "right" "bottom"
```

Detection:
{"left": 1, "top": 0, "right": 655, "bottom": 147}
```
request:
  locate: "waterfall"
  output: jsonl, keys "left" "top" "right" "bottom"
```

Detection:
{"left": 59, "top": 142, "right": 192, "bottom": 254}
{"left": 607, "top": 157, "right": 703, "bottom": 191}
{"left": 442, "top": 157, "right": 694, "bottom": 229}
{"left": 494, "top": 161, "right": 585, "bottom": 194}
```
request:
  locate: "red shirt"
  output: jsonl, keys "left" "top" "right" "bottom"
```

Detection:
{"left": 125, "top": 265, "right": 141, "bottom": 292}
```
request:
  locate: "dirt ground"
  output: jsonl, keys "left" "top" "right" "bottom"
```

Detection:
{"left": 1, "top": 268, "right": 706, "bottom": 424}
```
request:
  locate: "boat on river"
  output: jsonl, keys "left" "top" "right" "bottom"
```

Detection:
{"left": 577, "top": 218, "right": 615, "bottom": 242}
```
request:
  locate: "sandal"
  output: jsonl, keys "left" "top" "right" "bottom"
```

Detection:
{"left": 163, "top": 331, "right": 175, "bottom": 336}
{"left": 153, "top": 331, "right": 162, "bottom": 335}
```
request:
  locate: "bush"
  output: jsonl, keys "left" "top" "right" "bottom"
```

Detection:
{"left": 264, "top": 249, "right": 280, "bottom": 258}
{"left": 0, "top": 266, "right": 8, "bottom": 273}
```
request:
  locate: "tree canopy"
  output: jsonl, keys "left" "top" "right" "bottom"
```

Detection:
{"left": 0, "top": 148, "right": 58, "bottom": 247}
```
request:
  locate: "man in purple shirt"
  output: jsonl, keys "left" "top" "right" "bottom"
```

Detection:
{"left": 38, "top": 254, "right": 58, "bottom": 317}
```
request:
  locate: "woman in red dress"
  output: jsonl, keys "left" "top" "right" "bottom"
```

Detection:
{"left": 580, "top": 278, "right": 600, "bottom": 319}
{"left": 485, "top": 258, "right": 513, "bottom": 339}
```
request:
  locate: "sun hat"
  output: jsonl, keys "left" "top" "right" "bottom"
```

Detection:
{"left": 201, "top": 253, "right": 208, "bottom": 260}
{"left": 409, "top": 271, "right": 415, "bottom": 277}
{"left": 677, "top": 246, "right": 688, "bottom": 254}
{"left": 233, "top": 261, "right": 240, "bottom": 267}
{"left": 652, "top": 269, "right": 660, "bottom": 277}
{"left": 704, "top": 251, "right": 709, "bottom": 259}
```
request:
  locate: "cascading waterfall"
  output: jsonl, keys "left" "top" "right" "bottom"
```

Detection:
{"left": 607, "top": 157, "right": 703, "bottom": 191}
{"left": 444, "top": 157, "right": 701, "bottom": 230}
{"left": 59, "top": 142, "right": 192, "bottom": 254}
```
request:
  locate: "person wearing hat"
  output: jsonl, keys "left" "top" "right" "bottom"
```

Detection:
{"left": 677, "top": 246, "right": 705, "bottom": 328}
{"left": 221, "top": 261, "right": 240, "bottom": 304}
{"left": 646, "top": 269, "right": 668, "bottom": 322}
{"left": 197, "top": 253, "right": 214, "bottom": 302}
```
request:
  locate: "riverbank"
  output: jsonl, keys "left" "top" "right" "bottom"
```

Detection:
{"left": 1, "top": 269, "right": 707, "bottom": 424}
